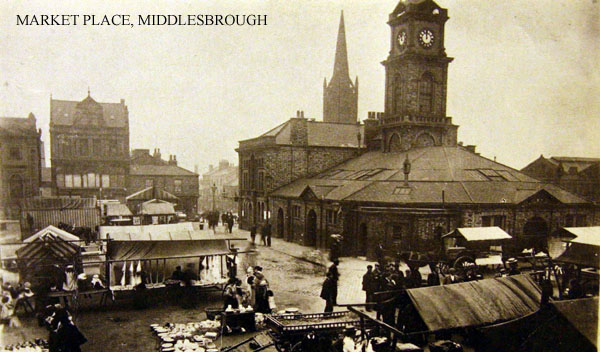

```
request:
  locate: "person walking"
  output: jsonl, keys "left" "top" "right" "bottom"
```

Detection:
{"left": 227, "top": 212, "right": 234, "bottom": 234}
{"left": 264, "top": 221, "right": 272, "bottom": 247}
{"left": 362, "top": 265, "right": 375, "bottom": 311}
{"left": 250, "top": 224, "right": 257, "bottom": 244}
{"left": 320, "top": 272, "right": 337, "bottom": 313}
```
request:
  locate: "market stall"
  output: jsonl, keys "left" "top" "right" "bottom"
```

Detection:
{"left": 99, "top": 224, "right": 246, "bottom": 291}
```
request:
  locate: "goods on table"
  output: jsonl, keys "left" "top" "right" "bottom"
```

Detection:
{"left": 1, "top": 339, "right": 49, "bottom": 352}
{"left": 151, "top": 321, "right": 221, "bottom": 352}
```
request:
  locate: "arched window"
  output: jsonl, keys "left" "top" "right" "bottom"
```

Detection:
{"left": 415, "top": 133, "right": 435, "bottom": 147}
{"left": 9, "top": 174, "right": 24, "bottom": 200}
{"left": 388, "top": 133, "right": 402, "bottom": 152}
{"left": 418, "top": 73, "right": 434, "bottom": 113}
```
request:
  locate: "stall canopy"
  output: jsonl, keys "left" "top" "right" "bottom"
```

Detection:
{"left": 442, "top": 227, "right": 512, "bottom": 241}
{"left": 558, "top": 227, "right": 600, "bottom": 246}
{"left": 140, "top": 200, "right": 176, "bottom": 215}
{"left": 16, "top": 226, "right": 81, "bottom": 267}
{"left": 106, "top": 203, "right": 133, "bottom": 217}
{"left": 555, "top": 227, "right": 600, "bottom": 268}
{"left": 405, "top": 274, "right": 541, "bottom": 332}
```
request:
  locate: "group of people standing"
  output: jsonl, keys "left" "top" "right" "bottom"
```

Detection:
{"left": 249, "top": 222, "right": 272, "bottom": 247}
{"left": 223, "top": 266, "right": 274, "bottom": 314}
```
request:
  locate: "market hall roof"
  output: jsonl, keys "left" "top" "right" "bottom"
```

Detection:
{"left": 270, "top": 146, "right": 590, "bottom": 205}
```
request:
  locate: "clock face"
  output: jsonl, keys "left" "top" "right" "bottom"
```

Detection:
{"left": 418, "top": 29, "right": 435, "bottom": 48}
{"left": 397, "top": 30, "right": 407, "bottom": 48}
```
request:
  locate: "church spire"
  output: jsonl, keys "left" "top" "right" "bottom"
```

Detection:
{"left": 323, "top": 10, "right": 358, "bottom": 124}
{"left": 331, "top": 11, "right": 350, "bottom": 83}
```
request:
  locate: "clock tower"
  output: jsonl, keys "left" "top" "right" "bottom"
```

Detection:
{"left": 381, "top": 0, "right": 458, "bottom": 152}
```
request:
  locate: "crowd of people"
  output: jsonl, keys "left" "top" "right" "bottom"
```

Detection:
{"left": 248, "top": 221, "right": 272, "bottom": 247}
{"left": 222, "top": 265, "right": 275, "bottom": 314}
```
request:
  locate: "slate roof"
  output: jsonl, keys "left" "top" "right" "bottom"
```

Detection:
{"left": 130, "top": 164, "right": 198, "bottom": 176}
{"left": 257, "top": 119, "right": 365, "bottom": 148}
{"left": 50, "top": 98, "right": 128, "bottom": 128}
{"left": 0, "top": 117, "right": 38, "bottom": 137}
{"left": 139, "top": 201, "right": 176, "bottom": 215}
{"left": 105, "top": 203, "right": 133, "bottom": 217}
{"left": 270, "top": 146, "right": 589, "bottom": 205}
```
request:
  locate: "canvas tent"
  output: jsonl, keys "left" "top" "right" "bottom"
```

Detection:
{"left": 401, "top": 274, "right": 541, "bottom": 332}
{"left": 442, "top": 227, "right": 512, "bottom": 241}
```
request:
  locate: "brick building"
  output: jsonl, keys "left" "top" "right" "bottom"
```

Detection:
{"left": 242, "top": 0, "right": 598, "bottom": 259}
{"left": 521, "top": 155, "right": 600, "bottom": 204}
{"left": 199, "top": 160, "right": 238, "bottom": 213}
{"left": 0, "top": 114, "right": 43, "bottom": 219}
{"left": 50, "top": 93, "right": 129, "bottom": 200}
{"left": 129, "top": 148, "right": 199, "bottom": 217}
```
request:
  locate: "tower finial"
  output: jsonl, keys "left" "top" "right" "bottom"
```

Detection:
{"left": 87, "top": 86, "right": 90, "bottom": 97}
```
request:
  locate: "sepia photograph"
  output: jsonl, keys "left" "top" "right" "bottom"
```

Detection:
{"left": 0, "top": 0, "right": 598, "bottom": 351}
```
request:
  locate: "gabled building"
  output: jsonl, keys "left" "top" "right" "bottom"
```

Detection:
{"left": 199, "top": 160, "right": 238, "bottom": 213}
{"left": 50, "top": 92, "right": 130, "bottom": 200}
{"left": 0, "top": 114, "right": 43, "bottom": 219}
{"left": 128, "top": 149, "right": 199, "bottom": 217}
{"left": 522, "top": 155, "right": 600, "bottom": 204}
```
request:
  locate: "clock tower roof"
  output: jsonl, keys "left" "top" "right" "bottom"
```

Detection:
{"left": 390, "top": 0, "right": 447, "bottom": 22}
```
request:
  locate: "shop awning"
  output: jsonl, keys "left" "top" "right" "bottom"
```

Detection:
{"left": 555, "top": 242, "right": 600, "bottom": 268}
{"left": 405, "top": 274, "right": 541, "bottom": 332}
{"left": 107, "top": 239, "right": 230, "bottom": 261}
{"left": 442, "top": 227, "right": 512, "bottom": 241}
{"left": 559, "top": 227, "right": 600, "bottom": 247}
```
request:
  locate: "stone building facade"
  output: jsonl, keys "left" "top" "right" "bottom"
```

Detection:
{"left": 237, "top": 113, "right": 364, "bottom": 231}
{"left": 248, "top": 0, "right": 598, "bottom": 259}
{"left": 0, "top": 114, "right": 42, "bottom": 219}
{"left": 521, "top": 155, "right": 600, "bottom": 204}
{"left": 50, "top": 93, "right": 129, "bottom": 200}
{"left": 129, "top": 148, "right": 199, "bottom": 217}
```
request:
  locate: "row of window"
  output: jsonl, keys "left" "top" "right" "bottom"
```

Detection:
{"left": 56, "top": 173, "right": 125, "bottom": 189}
{"left": 241, "top": 170, "right": 266, "bottom": 191}
{"left": 5, "top": 147, "right": 37, "bottom": 161}
{"left": 145, "top": 179, "right": 183, "bottom": 193}
{"left": 56, "top": 137, "right": 126, "bottom": 158}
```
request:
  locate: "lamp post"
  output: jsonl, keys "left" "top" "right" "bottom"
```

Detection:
{"left": 211, "top": 183, "right": 217, "bottom": 212}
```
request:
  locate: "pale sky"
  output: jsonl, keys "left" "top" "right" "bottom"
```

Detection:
{"left": 1, "top": 0, "right": 599, "bottom": 174}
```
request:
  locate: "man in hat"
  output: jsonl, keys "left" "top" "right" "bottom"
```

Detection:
{"left": 507, "top": 258, "right": 520, "bottom": 276}
{"left": 320, "top": 272, "right": 337, "bottom": 313}
{"left": 362, "top": 265, "right": 375, "bottom": 311}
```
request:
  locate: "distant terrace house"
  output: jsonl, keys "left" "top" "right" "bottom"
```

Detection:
{"left": 199, "top": 160, "right": 238, "bottom": 213}
{"left": 0, "top": 114, "right": 43, "bottom": 220}
{"left": 50, "top": 93, "right": 130, "bottom": 200}
{"left": 522, "top": 155, "right": 600, "bottom": 205}
{"left": 129, "top": 149, "right": 198, "bottom": 217}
